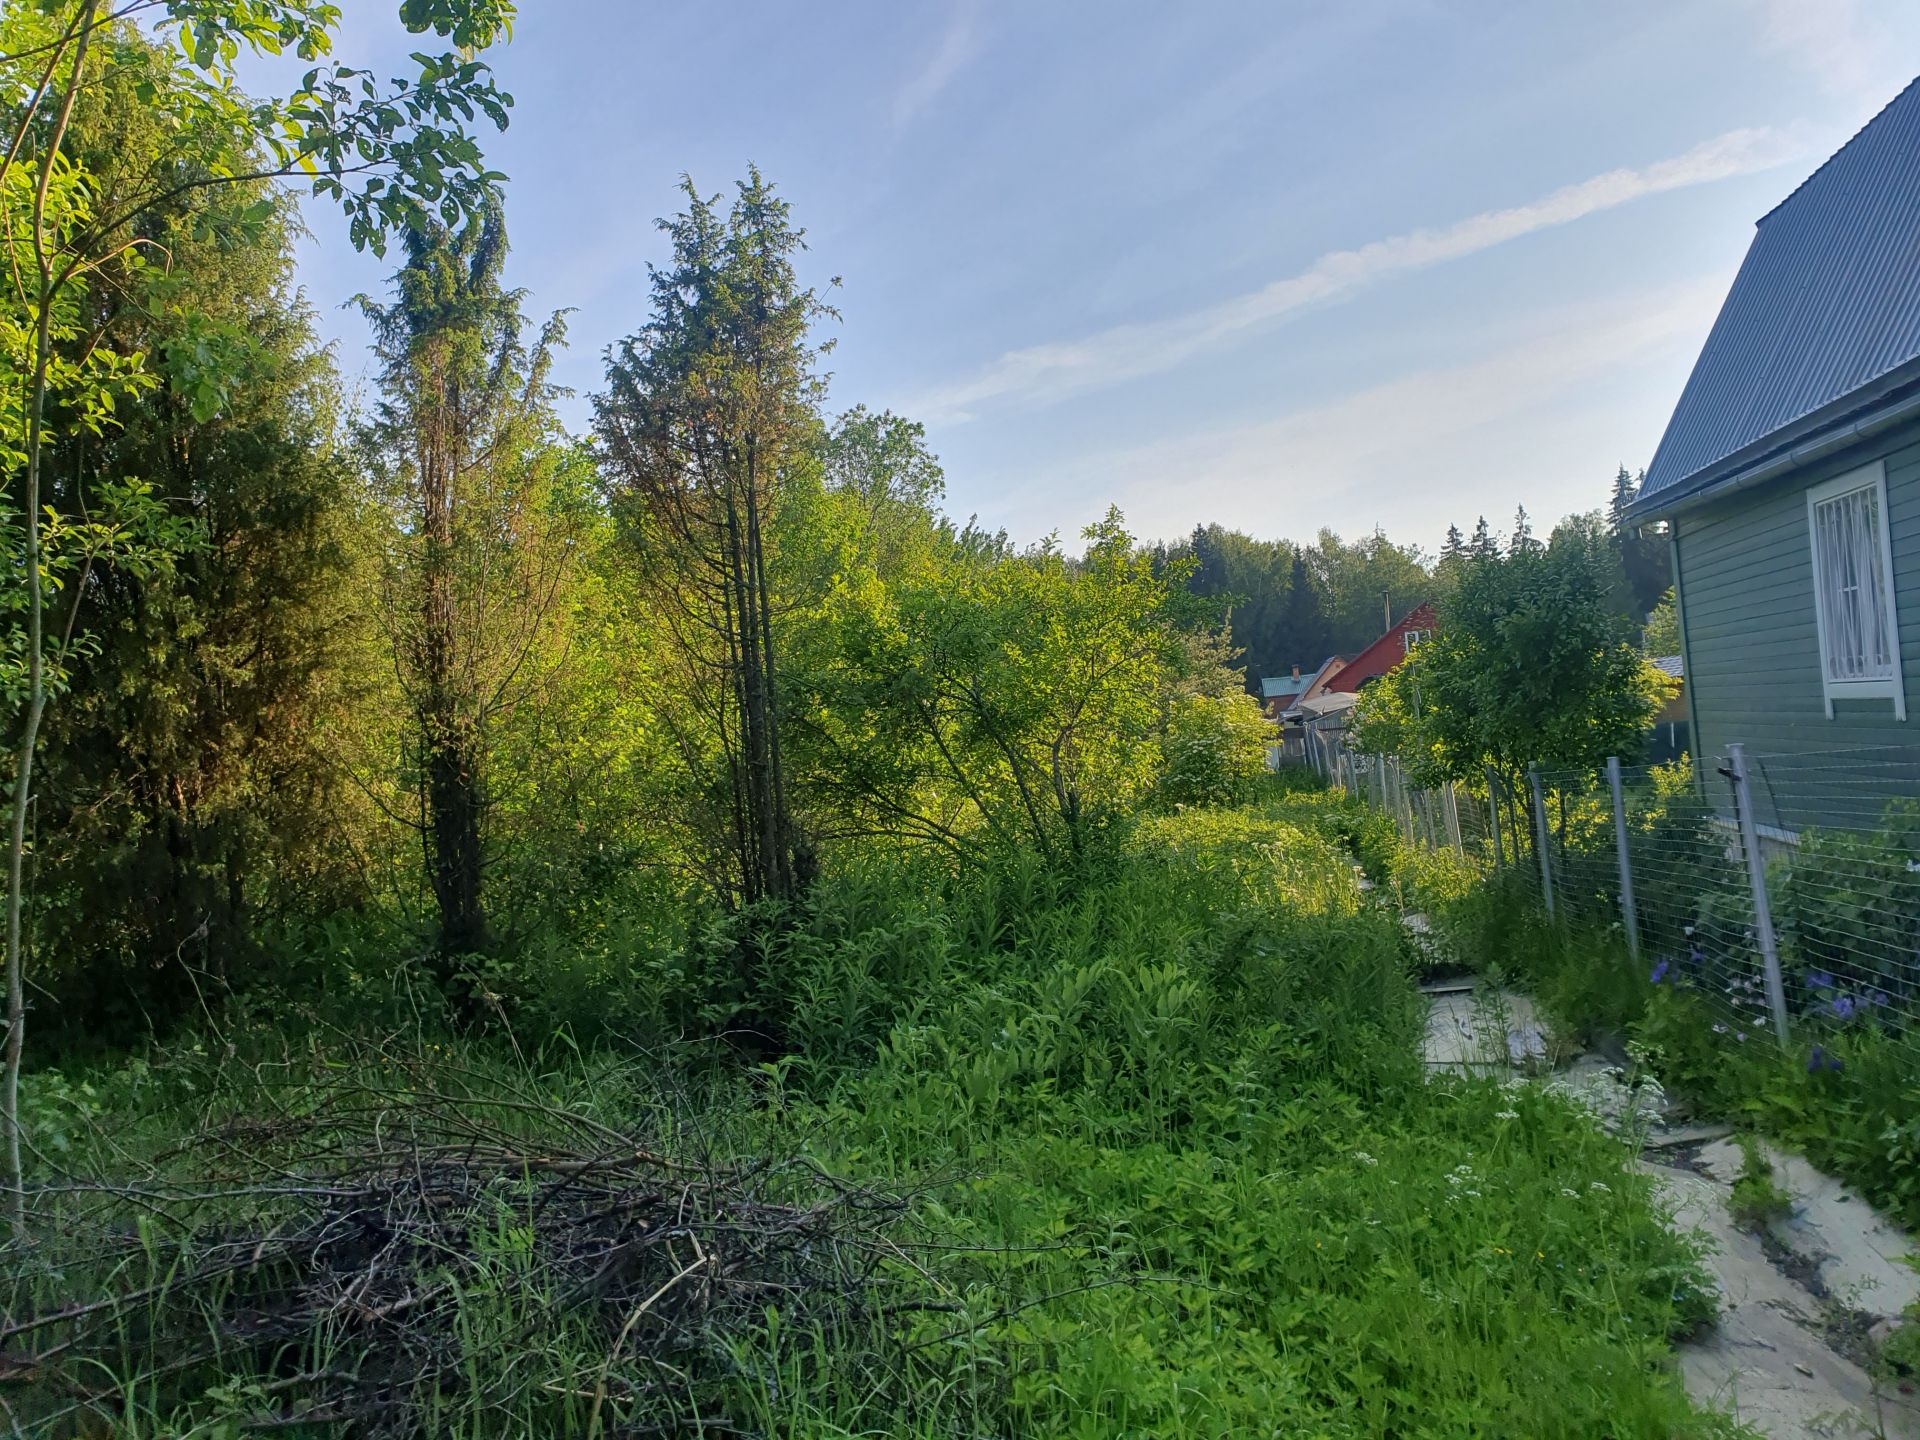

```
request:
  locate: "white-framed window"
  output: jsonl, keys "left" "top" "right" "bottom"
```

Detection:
{"left": 1403, "top": 628, "right": 1429, "bottom": 653}
{"left": 1807, "top": 460, "right": 1906, "bottom": 720}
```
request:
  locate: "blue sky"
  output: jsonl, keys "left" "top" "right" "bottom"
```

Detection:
{"left": 268, "top": 1, "right": 1920, "bottom": 555}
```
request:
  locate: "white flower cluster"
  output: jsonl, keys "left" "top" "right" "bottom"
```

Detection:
{"left": 1545, "top": 1064, "right": 1667, "bottom": 1136}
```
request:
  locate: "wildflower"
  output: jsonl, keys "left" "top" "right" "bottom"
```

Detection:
{"left": 1589, "top": 1181, "right": 1611, "bottom": 1194}
{"left": 1495, "top": 1108, "right": 1520, "bottom": 1121}
{"left": 1650, "top": 958, "right": 1672, "bottom": 984}
{"left": 1870, "top": 991, "right": 1890, "bottom": 1008}
{"left": 1736, "top": 1031, "right": 1747, "bottom": 1042}
{"left": 1806, "top": 969, "right": 1836, "bottom": 991}
{"left": 1712, "top": 1023, "right": 1728, "bottom": 1035}
{"left": 1353, "top": 1151, "right": 1378, "bottom": 1166}
{"left": 1831, "top": 994, "right": 1857, "bottom": 1021}
{"left": 1560, "top": 1187, "right": 1579, "bottom": 1198}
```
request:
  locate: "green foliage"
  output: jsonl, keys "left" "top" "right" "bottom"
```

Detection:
{"left": 803, "top": 508, "right": 1186, "bottom": 869}
{"left": 1727, "top": 1134, "right": 1792, "bottom": 1230}
{"left": 1357, "top": 516, "right": 1676, "bottom": 812}
{"left": 1643, "top": 587, "right": 1681, "bottom": 655}
{"left": 1157, "top": 690, "right": 1272, "bottom": 807}
{"left": 11, "top": 789, "right": 1739, "bottom": 1436}
{"left": 1167, "top": 523, "right": 1429, "bottom": 690}
{"left": 1776, "top": 799, "right": 1920, "bottom": 1004}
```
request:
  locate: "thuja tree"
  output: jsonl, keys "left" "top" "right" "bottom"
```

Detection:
{"left": 0, "top": 0, "right": 516, "bottom": 1235}
{"left": 597, "top": 171, "right": 832, "bottom": 909}
{"left": 357, "top": 202, "right": 579, "bottom": 970}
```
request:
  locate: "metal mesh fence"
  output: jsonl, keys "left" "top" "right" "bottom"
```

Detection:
{"left": 1332, "top": 739, "right": 1920, "bottom": 1057}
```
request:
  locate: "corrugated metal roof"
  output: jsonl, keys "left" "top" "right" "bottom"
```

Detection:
{"left": 1260, "top": 675, "right": 1307, "bottom": 700}
{"left": 1652, "top": 654, "right": 1684, "bottom": 679}
{"left": 1640, "top": 75, "right": 1920, "bottom": 507}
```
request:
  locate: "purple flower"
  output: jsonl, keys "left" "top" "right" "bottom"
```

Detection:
{"left": 1806, "top": 970, "right": 1836, "bottom": 991}
{"left": 1736, "top": 1031, "right": 1747, "bottom": 1042}
{"left": 1831, "top": 994, "right": 1858, "bottom": 1021}
{"left": 1809, "top": 1044, "right": 1845, "bottom": 1074}
{"left": 1650, "top": 958, "right": 1672, "bottom": 984}
{"left": 1870, "top": 991, "right": 1890, "bottom": 1008}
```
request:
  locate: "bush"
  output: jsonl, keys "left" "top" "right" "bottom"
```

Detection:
{"left": 1158, "top": 691, "right": 1273, "bottom": 806}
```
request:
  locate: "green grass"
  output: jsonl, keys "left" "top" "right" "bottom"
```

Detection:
{"left": 4, "top": 783, "right": 1745, "bottom": 1437}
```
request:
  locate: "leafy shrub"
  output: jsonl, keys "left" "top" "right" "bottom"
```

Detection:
{"left": 1777, "top": 799, "right": 1920, "bottom": 1007}
{"left": 1158, "top": 690, "right": 1273, "bottom": 807}
{"left": 1727, "top": 1134, "right": 1792, "bottom": 1230}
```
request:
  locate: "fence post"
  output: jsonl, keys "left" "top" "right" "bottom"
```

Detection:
{"left": 1486, "top": 765, "right": 1504, "bottom": 869}
{"left": 1728, "top": 743, "right": 1789, "bottom": 1045}
{"left": 1529, "top": 764, "right": 1556, "bottom": 917}
{"left": 1606, "top": 756, "right": 1640, "bottom": 960}
{"left": 1445, "top": 781, "right": 1464, "bottom": 854}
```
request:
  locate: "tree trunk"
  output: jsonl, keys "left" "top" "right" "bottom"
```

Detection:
{"left": 4, "top": 2, "right": 95, "bottom": 1239}
{"left": 419, "top": 378, "right": 486, "bottom": 967}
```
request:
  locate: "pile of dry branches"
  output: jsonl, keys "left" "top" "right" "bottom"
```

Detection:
{"left": 1, "top": 1041, "right": 926, "bottom": 1436}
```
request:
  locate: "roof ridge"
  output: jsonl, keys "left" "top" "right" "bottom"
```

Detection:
{"left": 1758, "top": 72, "right": 1920, "bottom": 226}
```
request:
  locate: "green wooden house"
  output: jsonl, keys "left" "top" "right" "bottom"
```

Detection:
{"left": 1632, "top": 77, "right": 1920, "bottom": 829}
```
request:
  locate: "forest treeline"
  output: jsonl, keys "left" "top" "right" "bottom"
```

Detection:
{"left": 1164, "top": 478, "right": 1671, "bottom": 684}
{"left": 4, "top": 7, "right": 1669, "bottom": 1060}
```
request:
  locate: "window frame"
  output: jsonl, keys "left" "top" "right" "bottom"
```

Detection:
{"left": 1806, "top": 459, "right": 1906, "bottom": 720}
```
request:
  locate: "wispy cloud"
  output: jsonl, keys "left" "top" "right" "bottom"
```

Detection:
{"left": 984, "top": 276, "right": 1729, "bottom": 546}
{"left": 893, "top": 5, "right": 981, "bottom": 130}
{"left": 1739, "top": 0, "right": 1882, "bottom": 98}
{"left": 909, "top": 127, "right": 1802, "bottom": 425}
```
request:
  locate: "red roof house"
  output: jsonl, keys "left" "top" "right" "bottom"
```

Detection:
{"left": 1323, "top": 603, "right": 1435, "bottom": 693}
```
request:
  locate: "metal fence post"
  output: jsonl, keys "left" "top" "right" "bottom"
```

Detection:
{"left": 1606, "top": 756, "right": 1640, "bottom": 960}
{"left": 1529, "top": 764, "right": 1556, "bottom": 916}
{"left": 1486, "top": 764, "right": 1504, "bottom": 869}
{"left": 1728, "top": 743, "right": 1790, "bottom": 1045}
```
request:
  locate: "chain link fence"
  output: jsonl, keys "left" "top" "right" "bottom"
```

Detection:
{"left": 1319, "top": 734, "right": 1920, "bottom": 1057}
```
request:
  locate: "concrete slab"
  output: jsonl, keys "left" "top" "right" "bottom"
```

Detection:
{"left": 1650, "top": 1162, "right": 1920, "bottom": 1438}
{"left": 1417, "top": 979, "right": 1920, "bottom": 1436}
{"left": 1421, "top": 987, "right": 1543, "bottom": 1072}
{"left": 1695, "top": 1138, "right": 1920, "bottom": 1325}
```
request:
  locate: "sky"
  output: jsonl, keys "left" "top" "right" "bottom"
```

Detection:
{"left": 257, "top": 0, "right": 1920, "bottom": 556}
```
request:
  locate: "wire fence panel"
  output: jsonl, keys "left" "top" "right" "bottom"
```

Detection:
{"left": 1332, "top": 741, "right": 1920, "bottom": 1060}
{"left": 1745, "top": 746, "right": 1920, "bottom": 1054}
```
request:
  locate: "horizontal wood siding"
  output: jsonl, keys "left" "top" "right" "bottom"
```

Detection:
{"left": 1675, "top": 415, "right": 1920, "bottom": 831}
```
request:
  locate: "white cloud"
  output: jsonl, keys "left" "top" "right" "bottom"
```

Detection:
{"left": 980, "top": 276, "right": 1729, "bottom": 546}
{"left": 1739, "top": 0, "right": 1881, "bottom": 97}
{"left": 909, "top": 127, "right": 1801, "bottom": 425}
{"left": 893, "top": 5, "right": 981, "bottom": 129}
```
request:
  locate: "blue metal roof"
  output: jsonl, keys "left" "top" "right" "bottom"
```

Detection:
{"left": 1260, "top": 675, "right": 1306, "bottom": 700}
{"left": 1639, "top": 76, "right": 1920, "bottom": 511}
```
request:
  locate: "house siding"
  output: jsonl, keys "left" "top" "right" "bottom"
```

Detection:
{"left": 1675, "top": 413, "right": 1920, "bottom": 831}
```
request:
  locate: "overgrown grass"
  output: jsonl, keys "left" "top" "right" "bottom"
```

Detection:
{"left": 5, "top": 782, "right": 1743, "bottom": 1436}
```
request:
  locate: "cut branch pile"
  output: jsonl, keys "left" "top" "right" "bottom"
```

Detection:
{"left": 1, "top": 1042, "right": 924, "bottom": 1436}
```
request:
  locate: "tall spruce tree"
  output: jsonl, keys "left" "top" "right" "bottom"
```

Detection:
{"left": 1276, "top": 550, "right": 1331, "bottom": 669}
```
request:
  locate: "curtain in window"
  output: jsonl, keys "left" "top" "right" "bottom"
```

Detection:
{"left": 1813, "top": 483, "right": 1893, "bottom": 682}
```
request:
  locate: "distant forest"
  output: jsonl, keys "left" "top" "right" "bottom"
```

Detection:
{"left": 1160, "top": 467, "right": 1673, "bottom": 684}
